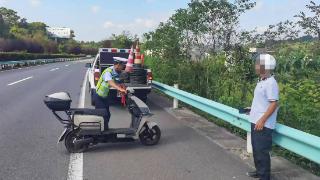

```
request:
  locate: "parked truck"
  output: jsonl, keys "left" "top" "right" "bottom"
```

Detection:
{"left": 87, "top": 48, "right": 152, "bottom": 105}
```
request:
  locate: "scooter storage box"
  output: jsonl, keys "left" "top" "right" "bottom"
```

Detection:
{"left": 73, "top": 115, "right": 104, "bottom": 131}
{"left": 72, "top": 109, "right": 107, "bottom": 131}
{"left": 44, "top": 92, "right": 72, "bottom": 111}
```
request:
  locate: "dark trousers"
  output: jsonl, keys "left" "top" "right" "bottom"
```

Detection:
{"left": 251, "top": 123, "right": 273, "bottom": 180}
{"left": 94, "top": 92, "right": 111, "bottom": 129}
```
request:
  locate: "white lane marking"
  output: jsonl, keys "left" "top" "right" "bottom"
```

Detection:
{"left": 67, "top": 69, "right": 88, "bottom": 180}
{"left": 7, "top": 76, "right": 33, "bottom": 86}
{"left": 50, "top": 68, "right": 60, "bottom": 71}
{"left": 78, "top": 69, "right": 88, "bottom": 108}
{"left": 67, "top": 153, "right": 83, "bottom": 180}
{"left": 65, "top": 64, "right": 70, "bottom": 67}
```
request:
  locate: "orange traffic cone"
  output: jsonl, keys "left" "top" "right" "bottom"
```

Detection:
{"left": 141, "top": 54, "right": 145, "bottom": 67}
{"left": 125, "top": 46, "right": 134, "bottom": 72}
{"left": 134, "top": 42, "right": 142, "bottom": 65}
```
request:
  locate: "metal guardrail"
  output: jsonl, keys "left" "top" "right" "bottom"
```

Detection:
{"left": 0, "top": 57, "right": 89, "bottom": 70}
{"left": 152, "top": 81, "right": 320, "bottom": 164}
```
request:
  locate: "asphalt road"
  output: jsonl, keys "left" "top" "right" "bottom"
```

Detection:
{"left": 0, "top": 61, "right": 88, "bottom": 180}
{"left": 0, "top": 60, "right": 254, "bottom": 180}
{"left": 82, "top": 89, "right": 253, "bottom": 180}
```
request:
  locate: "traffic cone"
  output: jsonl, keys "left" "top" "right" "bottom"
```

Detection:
{"left": 125, "top": 46, "right": 134, "bottom": 72}
{"left": 134, "top": 42, "right": 142, "bottom": 65}
{"left": 130, "top": 42, "right": 146, "bottom": 84}
{"left": 141, "top": 54, "right": 145, "bottom": 67}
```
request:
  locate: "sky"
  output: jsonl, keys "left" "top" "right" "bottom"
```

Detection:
{"left": 0, "top": 0, "right": 317, "bottom": 42}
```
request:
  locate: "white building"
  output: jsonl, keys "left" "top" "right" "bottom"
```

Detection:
{"left": 46, "top": 27, "right": 72, "bottom": 39}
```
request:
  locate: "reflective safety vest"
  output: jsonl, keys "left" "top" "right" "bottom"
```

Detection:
{"left": 96, "top": 67, "right": 118, "bottom": 98}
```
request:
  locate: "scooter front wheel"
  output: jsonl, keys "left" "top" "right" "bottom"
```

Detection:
{"left": 139, "top": 125, "right": 161, "bottom": 146}
{"left": 64, "top": 130, "right": 88, "bottom": 153}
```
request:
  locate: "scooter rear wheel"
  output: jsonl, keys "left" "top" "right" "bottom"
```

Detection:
{"left": 65, "top": 130, "right": 88, "bottom": 153}
{"left": 139, "top": 125, "right": 161, "bottom": 146}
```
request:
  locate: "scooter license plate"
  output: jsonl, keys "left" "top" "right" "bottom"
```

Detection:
{"left": 57, "top": 128, "right": 68, "bottom": 143}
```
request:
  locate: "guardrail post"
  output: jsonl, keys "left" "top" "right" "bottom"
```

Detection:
{"left": 247, "top": 132, "right": 253, "bottom": 153}
{"left": 173, "top": 84, "right": 179, "bottom": 109}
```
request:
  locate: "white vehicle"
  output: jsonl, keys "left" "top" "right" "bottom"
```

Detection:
{"left": 86, "top": 48, "right": 153, "bottom": 105}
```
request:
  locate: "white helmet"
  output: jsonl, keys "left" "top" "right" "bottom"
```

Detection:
{"left": 113, "top": 57, "right": 128, "bottom": 64}
{"left": 256, "top": 54, "right": 276, "bottom": 70}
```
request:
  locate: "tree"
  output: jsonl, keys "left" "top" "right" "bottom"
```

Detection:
{"left": 0, "top": 7, "right": 20, "bottom": 26}
{"left": 235, "top": 29, "right": 264, "bottom": 47}
{"left": 110, "top": 31, "right": 135, "bottom": 48}
{"left": 99, "top": 32, "right": 135, "bottom": 49}
{"left": 275, "top": 20, "right": 300, "bottom": 41}
{"left": 143, "top": 22, "right": 182, "bottom": 59}
{"left": 295, "top": 1, "right": 320, "bottom": 40}
{"left": 197, "top": 0, "right": 255, "bottom": 53}
{"left": 63, "top": 40, "right": 82, "bottom": 54}
{"left": 101, "top": 40, "right": 113, "bottom": 48}
{"left": 9, "top": 25, "right": 29, "bottom": 39}
{"left": 251, "top": 20, "right": 301, "bottom": 48}
{"left": 58, "top": 43, "right": 67, "bottom": 53}
{"left": 0, "top": 7, "right": 102, "bottom": 54}
{"left": 0, "top": 14, "right": 7, "bottom": 37}
{"left": 143, "top": 0, "right": 255, "bottom": 61}
{"left": 28, "top": 22, "right": 47, "bottom": 36}
{"left": 170, "top": 5, "right": 207, "bottom": 59}
{"left": 19, "top": 18, "right": 28, "bottom": 28}
{"left": 171, "top": 0, "right": 255, "bottom": 56}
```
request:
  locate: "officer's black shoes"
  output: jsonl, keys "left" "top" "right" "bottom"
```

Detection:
{"left": 246, "top": 171, "right": 260, "bottom": 178}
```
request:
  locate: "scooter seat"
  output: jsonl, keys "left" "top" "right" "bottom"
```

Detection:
{"left": 73, "top": 115, "right": 104, "bottom": 131}
{"left": 71, "top": 108, "right": 108, "bottom": 116}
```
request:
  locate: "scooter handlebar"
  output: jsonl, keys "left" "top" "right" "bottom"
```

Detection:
{"left": 126, "top": 87, "right": 135, "bottom": 95}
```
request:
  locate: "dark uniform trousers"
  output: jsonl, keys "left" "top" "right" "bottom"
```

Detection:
{"left": 251, "top": 123, "right": 273, "bottom": 180}
{"left": 94, "top": 92, "right": 111, "bottom": 129}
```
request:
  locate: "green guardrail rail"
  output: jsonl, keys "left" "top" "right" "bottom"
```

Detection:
{"left": 152, "top": 81, "right": 320, "bottom": 164}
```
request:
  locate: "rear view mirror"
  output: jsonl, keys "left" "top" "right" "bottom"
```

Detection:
{"left": 85, "top": 63, "right": 92, "bottom": 68}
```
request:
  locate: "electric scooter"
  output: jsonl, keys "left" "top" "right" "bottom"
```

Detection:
{"left": 44, "top": 88, "right": 161, "bottom": 153}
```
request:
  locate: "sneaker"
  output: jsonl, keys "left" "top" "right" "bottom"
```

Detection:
{"left": 246, "top": 171, "right": 260, "bottom": 178}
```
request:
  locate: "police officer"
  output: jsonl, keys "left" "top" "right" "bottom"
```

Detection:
{"left": 246, "top": 54, "right": 279, "bottom": 180}
{"left": 95, "top": 57, "right": 127, "bottom": 129}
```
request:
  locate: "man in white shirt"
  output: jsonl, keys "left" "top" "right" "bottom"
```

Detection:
{"left": 246, "top": 54, "right": 279, "bottom": 180}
